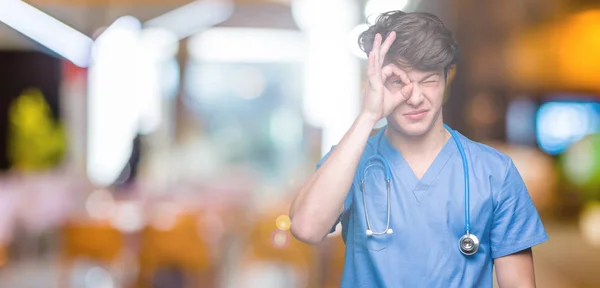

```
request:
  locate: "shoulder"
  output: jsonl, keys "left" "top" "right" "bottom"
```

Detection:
{"left": 326, "top": 128, "right": 381, "bottom": 154}
{"left": 455, "top": 132, "right": 514, "bottom": 180}
{"left": 319, "top": 129, "right": 381, "bottom": 165}
{"left": 455, "top": 133, "right": 527, "bottom": 209}
{"left": 363, "top": 129, "right": 382, "bottom": 155}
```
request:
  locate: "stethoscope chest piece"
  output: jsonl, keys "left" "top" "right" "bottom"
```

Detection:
{"left": 459, "top": 233, "right": 479, "bottom": 256}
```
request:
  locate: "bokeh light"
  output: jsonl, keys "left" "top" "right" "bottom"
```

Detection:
{"left": 85, "top": 189, "right": 116, "bottom": 220}
{"left": 275, "top": 215, "right": 291, "bottom": 231}
{"left": 84, "top": 266, "right": 115, "bottom": 288}
{"left": 269, "top": 107, "right": 303, "bottom": 148}
{"left": 231, "top": 67, "right": 267, "bottom": 100}
{"left": 468, "top": 91, "right": 500, "bottom": 126}
{"left": 580, "top": 202, "right": 600, "bottom": 248}
{"left": 109, "top": 201, "right": 144, "bottom": 233}
{"left": 561, "top": 134, "right": 600, "bottom": 197}
{"left": 536, "top": 101, "right": 600, "bottom": 155}
{"left": 149, "top": 202, "right": 180, "bottom": 231}
{"left": 348, "top": 24, "right": 369, "bottom": 59}
{"left": 506, "top": 98, "right": 538, "bottom": 145}
{"left": 271, "top": 230, "right": 290, "bottom": 249}
{"left": 490, "top": 143, "right": 558, "bottom": 211}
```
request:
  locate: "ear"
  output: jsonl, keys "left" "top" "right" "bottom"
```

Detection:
{"left": 445, "top": 65, "right": 457, "bottom": 87}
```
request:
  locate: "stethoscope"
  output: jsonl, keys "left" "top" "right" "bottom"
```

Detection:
{"left": 358, "top": 124, "right": 479, "bottom": 256}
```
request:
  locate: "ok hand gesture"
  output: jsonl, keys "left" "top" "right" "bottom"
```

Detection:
{"left": 361, "top": 32, "right": 413, "bottom": 123}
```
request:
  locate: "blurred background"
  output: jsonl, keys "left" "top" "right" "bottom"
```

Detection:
{"left": 0, "top": 0, "right": 599, "bottom": 287}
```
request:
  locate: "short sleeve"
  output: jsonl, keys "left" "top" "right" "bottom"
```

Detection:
{"left": 316, "top": 146, "right": 353, "bottom": 233}
{"left": 490, "top": 159, "right": 549, "bottom": 259}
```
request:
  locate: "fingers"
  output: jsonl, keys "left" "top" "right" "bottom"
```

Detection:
{"left": 372, "top": 34, "right": 382, "bottom": 78}
{"left": 367, "top": 50, "right": 375, "bottom": 78}
{"left": 380, "top": 64, "right": 413, "bottom": 109}
{"left": 384, "top": 82, "right": 413, "bottom": 110}
{"left": 379, "top": 31, "right": 396, "bottom": 65}
{"left": 386, "top": 65, "right": 413, "bottom": 102}
{"left": 367, "top": 34, "right": 385, "bottom": 90}
{"left": 395, "top": 67, "right": 411, "bottom": 85}
{"left": 382, "top": 63, "right": 410, "bottom": 85}
{"left": 371, "top": 32, "right": 396, "bottom": 71}
{"left": 381, "top": 64, "right": 395, "bottom": 82}
{"left": 367, "top": 51, "right": 381, "bottom": 91}
{"left": 400, "top": 82, "right": 414, "bottom": 101}
{"left": 380, "top": 64, "right": 409, "bottom": 85}
{"left": 367, "top": 32, "right": 397, "bottom": 93}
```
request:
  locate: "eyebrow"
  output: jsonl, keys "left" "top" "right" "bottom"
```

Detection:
{"left": 418, "top": 72, "right": 441, "bottom": 82}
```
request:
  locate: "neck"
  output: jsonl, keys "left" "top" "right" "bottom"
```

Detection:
{"left": 384, "top": 119, "right": 450, "bottom": 158}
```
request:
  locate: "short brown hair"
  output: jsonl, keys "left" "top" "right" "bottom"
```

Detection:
{"left": 358, "top": 10, "right": 459, "bottom": 76}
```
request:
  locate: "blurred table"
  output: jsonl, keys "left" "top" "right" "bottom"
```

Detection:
{"left": 492, "top": 220, "right": 600, "bottom": 288}
{"left": 532, "top": 221, "right": 600, "bottom": 288}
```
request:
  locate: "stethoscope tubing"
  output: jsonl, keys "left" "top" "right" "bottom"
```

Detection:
{"left": 359, "top": 124, "right": 473, "bottom": 241}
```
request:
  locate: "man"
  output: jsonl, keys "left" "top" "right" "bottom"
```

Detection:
{"left": 289, "top": 10, "right": 548, "bottom": 287}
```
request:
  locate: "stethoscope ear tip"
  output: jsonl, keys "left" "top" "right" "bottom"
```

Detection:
{"left": 365, "top": 229, "right": 393, "bottom": 236}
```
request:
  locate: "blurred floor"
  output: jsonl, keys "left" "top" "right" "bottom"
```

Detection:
{"left": 1, "top": 220, "right": 599, "bottom": 288}
{"left": 0, "top": 256, "right": 60, "bottom": 288}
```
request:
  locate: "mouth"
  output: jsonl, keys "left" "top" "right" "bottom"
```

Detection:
{"left": 403, "top": 109, "right": 429, "bottom": 120}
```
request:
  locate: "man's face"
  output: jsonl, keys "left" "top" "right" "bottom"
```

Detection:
{"left": 384, "top": 67, "right": 446, "bottom": 137}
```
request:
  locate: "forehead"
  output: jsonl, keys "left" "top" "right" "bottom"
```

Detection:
{"left": 385, "top": 66, "right": 443, "bottom": 81}
{"left": 405, "top": 68, "right": 443, "bottom": 79}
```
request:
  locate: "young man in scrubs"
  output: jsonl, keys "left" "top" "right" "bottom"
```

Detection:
{"left": 289, "top": 10, "right": 548, "bottom": 287}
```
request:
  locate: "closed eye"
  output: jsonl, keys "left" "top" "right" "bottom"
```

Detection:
{"left": 419, "top": 72, "right": 442, "bottom": 84}
{"left": 421, "top": 79, "right": 439, "bottom": 86}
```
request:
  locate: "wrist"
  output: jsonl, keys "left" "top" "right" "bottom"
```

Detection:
{"left": 356, "top": 112, "right": 379, "bottom": 129}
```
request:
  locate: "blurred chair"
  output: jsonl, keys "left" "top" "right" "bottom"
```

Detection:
{"left": 318, "top": 234, "right": 346, "bottom": 288}
{"left": 238, "top": 210, "right": 319, "bottom": 288}
{"left": 137, "top": 212, "right": 216, "bottom": 288}
{"left": 0, "top": 243, "right": 6, "bottom": 268}
{"left": 59, "top": 220, "right": 125, "bottom": 287}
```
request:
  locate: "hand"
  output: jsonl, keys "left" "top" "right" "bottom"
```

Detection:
{"left": 360, "top": 32, "right": 413, "bottom": 123}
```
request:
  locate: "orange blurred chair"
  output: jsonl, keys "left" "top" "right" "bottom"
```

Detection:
{"left": 137, "top": 212, "right": 217, "bottom": 288}
{"left": 238, "top": 209, "right": 319, "bottom": 288}
{"left": 0, "top": 244, "right": 6, "bottom": 268}
{"left": 318, "top": 234, "right": 346, "bottom": 288}
{"left": 59, "top": 220, "right": 125, "bottom": 287}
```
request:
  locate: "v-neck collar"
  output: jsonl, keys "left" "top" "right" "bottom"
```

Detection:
{"left": 376, "top": 126, "right": 457, "bottom": 203}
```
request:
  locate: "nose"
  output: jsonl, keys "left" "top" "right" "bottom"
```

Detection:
{"left": 405, "top": 83, "right": 424, "bottom": 107}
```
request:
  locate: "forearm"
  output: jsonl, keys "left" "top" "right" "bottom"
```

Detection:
{"left": 290, "top": 113, "right": 376, "bottom": 244}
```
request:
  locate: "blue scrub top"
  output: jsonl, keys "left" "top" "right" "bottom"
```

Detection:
{"left": 317, "top": 126, "right": 548, "bottom": 287}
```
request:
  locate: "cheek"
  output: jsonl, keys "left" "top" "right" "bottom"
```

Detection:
{"left": 422, "top": 86, "right": 445, "bottom": 105}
